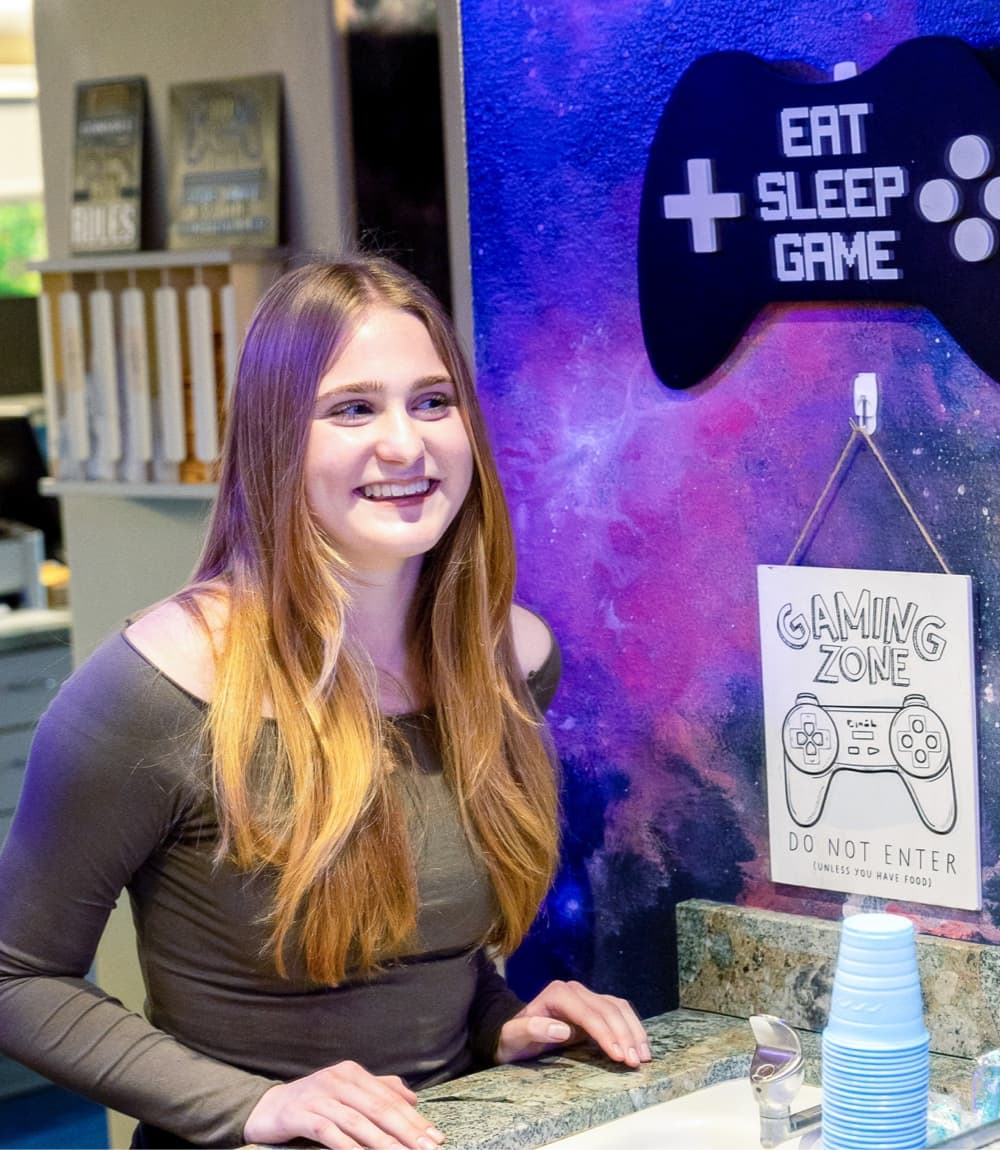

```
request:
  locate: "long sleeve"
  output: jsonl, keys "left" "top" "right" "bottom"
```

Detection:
{"left": 465, "top": 950, "right": 526, "bottom": 1066}
{"left": 0, "top": 638, "right": 276, "bottom": 1147}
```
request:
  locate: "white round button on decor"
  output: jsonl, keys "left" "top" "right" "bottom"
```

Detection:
{"left": 952, "top": 216, "right": 996, "bottom": 262}
{"left": 917, "top": 179, "right": 960, "bottom": 222}
{"left": 982, "top": 177, "right": 1000, "bottom": 219}
{"left": 948, "top": 134, "right": 993, "bottom": 180}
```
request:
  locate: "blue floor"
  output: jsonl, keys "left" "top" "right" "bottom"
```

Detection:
{"left": 0, "top": 1086, "right": 108, "bottom": 1149}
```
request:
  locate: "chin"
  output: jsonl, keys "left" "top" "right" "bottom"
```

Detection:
{"left": 345, "top": 533, "right": 448, "bottom": 572}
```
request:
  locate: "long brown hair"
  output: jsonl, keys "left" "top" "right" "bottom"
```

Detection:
{"left": 181, "top": 257, "right": 559, "bottom": 983}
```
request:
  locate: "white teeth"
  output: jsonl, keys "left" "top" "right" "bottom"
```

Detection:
{"left": 361, "top": 478, "right": 432, "bottom": 499}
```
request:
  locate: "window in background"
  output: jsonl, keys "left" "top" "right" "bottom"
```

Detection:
{"left": 0, "top": 0, "right": 45, "bottom": 296}
{"left": 0, "top": 199, "right": 44, "bottom": 295}
{"left": 0, "top": 47, "right": 46, "bottom": 395}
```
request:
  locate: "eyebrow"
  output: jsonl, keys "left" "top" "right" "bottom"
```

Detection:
{"left": 313, "top": 374, "right": 455, "bottom": 409}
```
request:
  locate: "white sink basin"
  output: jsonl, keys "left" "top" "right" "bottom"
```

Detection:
{"left": 544, "top": 1077, "right": 823, "bottom": 1150}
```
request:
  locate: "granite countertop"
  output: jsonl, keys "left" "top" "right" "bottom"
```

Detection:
{"left": 413, "top": 1009, "right": 751, "bottom": 1150}
{"left": 242, "top": 899, "right": 1000, "bottom": 1149}
{"left": 249, "top": 1006, "right": 986, "bottom": 1150}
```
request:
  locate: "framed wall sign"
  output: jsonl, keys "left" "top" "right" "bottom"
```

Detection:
{"left": 167, "top": 74, "right": 281, "bottom": 250}
{"left": 70, "top": 77, "right": 145, "bottom": 254}
{"left": 757, "top": 564, "right": 981, "bottom": 910}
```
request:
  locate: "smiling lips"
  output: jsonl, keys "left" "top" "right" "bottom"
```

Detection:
{"left": 359, "top": 478, "right": 438, "bottom": 501}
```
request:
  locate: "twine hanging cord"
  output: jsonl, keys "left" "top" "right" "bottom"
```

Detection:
{"left": 784, "top": 420, "right": 952, "bottom": 574}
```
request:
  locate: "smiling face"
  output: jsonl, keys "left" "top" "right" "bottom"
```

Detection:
{"left": 304, "top": 306, "right": 475, "bottom": 576}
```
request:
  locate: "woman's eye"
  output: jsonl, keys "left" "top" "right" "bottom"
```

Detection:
{"left": 414, "top": 392, "right": 455, "bottom": 415}
{"left": 327, "top": 400, "right": 373, "bottom": 422}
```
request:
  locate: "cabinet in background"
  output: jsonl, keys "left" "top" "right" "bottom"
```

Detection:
{"left": 0, "top": 611, "right": 72, "bottom": 1100}
{"left": 0, "top": 616, "right": 71, "bottom": 848}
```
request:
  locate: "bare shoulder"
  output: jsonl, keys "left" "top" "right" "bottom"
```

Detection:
{"left": 124, "top": 590, "right": 228, "bottom": 702}
{"left": 510, "top": 603, "right": 555, "bottom": 677}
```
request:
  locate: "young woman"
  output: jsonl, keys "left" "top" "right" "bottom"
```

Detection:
{"left": 0, "top": 258, "right": 648, "bottom": 1150}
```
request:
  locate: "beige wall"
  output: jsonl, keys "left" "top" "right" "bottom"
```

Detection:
{"left": 33, "top": 0, "right": 355, "bottom": 258}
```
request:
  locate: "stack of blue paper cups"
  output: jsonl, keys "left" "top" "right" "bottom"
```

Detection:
{"left": 821, "top": 912, "right": 929, "bottom": 1149}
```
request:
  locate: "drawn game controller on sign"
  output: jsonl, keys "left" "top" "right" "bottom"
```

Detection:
{"left": 638, "top": 37, "right": 1000, "bottom": 389}
{"left": 781, "top": 691, "right": 956, "bottom": 834}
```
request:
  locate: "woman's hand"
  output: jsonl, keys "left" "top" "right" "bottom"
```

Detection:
{"left": 243, "top": 1060, "right": 446, "bottom": 1150}
{"left": 495, "top": 979, "right": 651, "bottom": 1069}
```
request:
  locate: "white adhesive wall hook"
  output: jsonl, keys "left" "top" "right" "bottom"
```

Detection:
{"left": 853, "top": 372, "right": 878, "bottom": 433}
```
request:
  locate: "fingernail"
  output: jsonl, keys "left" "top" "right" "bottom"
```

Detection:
{"left": 418, "top": 1139, "right": 436, "bottom": 1150}
{"left": 430, "top": 1129, "right": 446, "bottom": 1144}
{"left": 547, "top": 1021, "right": 572, "bottom": 1040}
{"left": 627, "top": 1046, "right": 639, "bottom": 1064}
{"left": 641, "top": 1042, "right": 652, "bottom": 1061}
{"left": 612, "top": 1042, "right": 625, "bottom": 1059}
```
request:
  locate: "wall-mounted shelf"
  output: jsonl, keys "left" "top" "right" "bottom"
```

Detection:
{"left": 41, "top": 478, "right": 217, "bottom": 500}
{"left": 33, "top": 250, "right": 283, "bottom": 488}
{"left": 28, "top": 248, "right": 286, "bottom": 274}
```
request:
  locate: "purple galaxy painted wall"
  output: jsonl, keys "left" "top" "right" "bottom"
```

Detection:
{"left": 458, "top": 0, "right": 1000, "bottom": 1014}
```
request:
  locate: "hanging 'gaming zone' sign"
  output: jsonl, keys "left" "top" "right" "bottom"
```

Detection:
{"left": 757, "top": 565, "right": 981, "bottom": 910}
{"left": 638, "top": 37, "right": 1000, "bottom": 389}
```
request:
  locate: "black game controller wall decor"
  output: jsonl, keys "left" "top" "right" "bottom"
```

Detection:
{"left": 757, "top": 564, "right": 981, "bottom": 910}
{"left": 639, "top": 37, "right": 1000, "bottom": 390}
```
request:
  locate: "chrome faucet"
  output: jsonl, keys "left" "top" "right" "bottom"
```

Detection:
{"left": 749, "top": 1014, "right": 822, "bottom": 1148}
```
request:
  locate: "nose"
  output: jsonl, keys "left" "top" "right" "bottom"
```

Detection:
{"left": 374, "top": 405, "right": 424, "bottom": 465}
